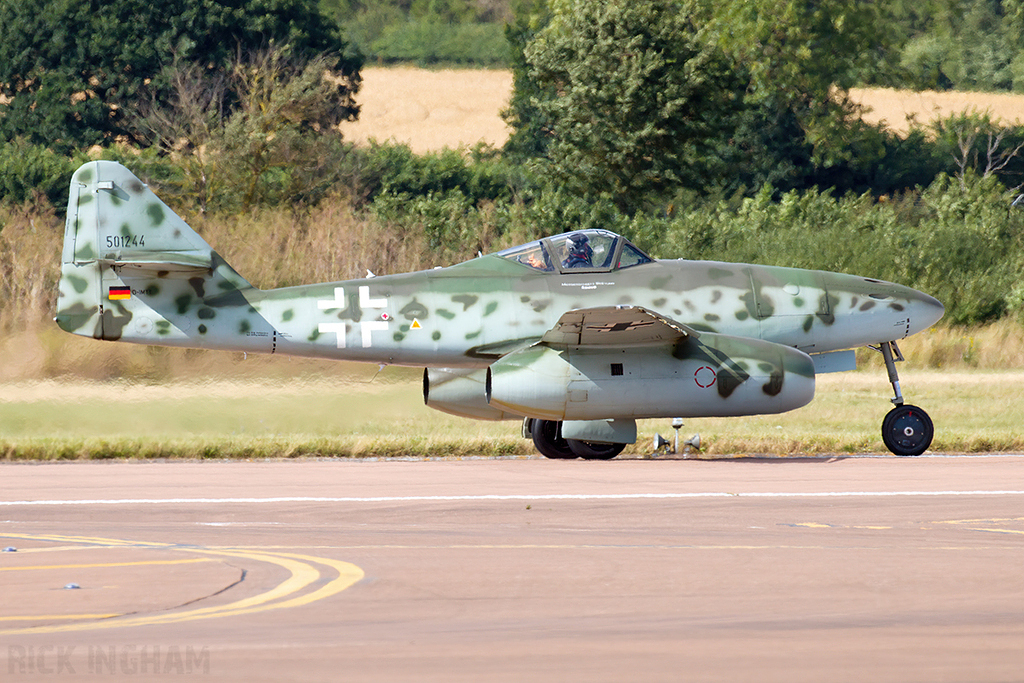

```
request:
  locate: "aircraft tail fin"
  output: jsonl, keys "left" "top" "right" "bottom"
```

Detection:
{"left": 55, "top": 161, "right": 253, "bottom": 342}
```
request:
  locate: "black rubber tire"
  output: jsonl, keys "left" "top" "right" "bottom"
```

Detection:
{"left": 881, "top": 404, "right": 934, "bottom": 456}
{"left": 531, "top": 419, "right": 577, "bottom": 459}
{"left": 566, "top": 439, "right": 626, "bottom": 460}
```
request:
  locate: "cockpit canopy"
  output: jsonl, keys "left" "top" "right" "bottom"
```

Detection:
{"left": 497, "top": 230, "right": 654, "bottom": 273}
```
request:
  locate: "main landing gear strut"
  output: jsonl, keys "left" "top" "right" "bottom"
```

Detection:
{"left": 875, "top": 341, "right": 934, "bottom": 456}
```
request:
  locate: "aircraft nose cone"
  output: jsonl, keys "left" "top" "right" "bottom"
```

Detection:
{"left": 906, "top": 288, "right": 945, "bottom": 332}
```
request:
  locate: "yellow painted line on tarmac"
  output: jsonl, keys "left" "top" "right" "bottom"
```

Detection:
{"left": 1, "top": 532, "right": 168, "bottom": 548}
{"left": 0, "top": 614, "right": 120, "bottom": 621}
{"left": 934, "top": 517, "right": 1024, "bottom": 525}
{"left": 973, "top": 527, "right": 1024, "bottom": 536}
{"left": 251, "top": 551, "right": 366, "bottom": 608}
{"left": 1, "top": 545, "right": 100, "bottom": 554}
{"left": 218, "top": 543, "right": 753, "bottom": 549}
{"left": 131, "top": 549, "right": 323, "bottom": 623}
{"left": 0, "top": 558, "right": 214, "bottom": 572}
{"left": 0, "top": 535, "right": 364, "bottom": 636}
{"left": 790, "top": 523, "right": 893, "bottom": 530}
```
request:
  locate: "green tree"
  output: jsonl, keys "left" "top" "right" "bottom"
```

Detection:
{"left": 501, "top": 0, "right": 554, "bottom": 161}
{"left": 504, "top": 0, "right": 914, "bottom": 203}
{"left": 711, "top": 0, "right": 889, "bottom": 170}
{"left": 517, "top": 0, "right": 741, "bottom": 213}
{"left": 713, "top": 0, "right": 884, "bottom": 101}
{"left": 131, "top": 47, "right": 359, "bottom": 212}
{"left": 324, "top": 0, "right": 516, "bottom": 63}
{"left": 0, "top": 0, "right": 361, "bottom": 154}
{"left": 891, "top": 0, "right": 1024, "bottom": 92}
{"left": 930, "top": 111, "right": 1024, "bottom": 190}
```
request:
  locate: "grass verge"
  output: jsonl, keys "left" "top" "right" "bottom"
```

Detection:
{"left": 2, "top": 371, "right": 1021, "bottom": 460}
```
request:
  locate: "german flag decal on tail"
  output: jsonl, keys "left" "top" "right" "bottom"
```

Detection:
{"left": 108, "top": 286, "right": 131, "bottom": 300}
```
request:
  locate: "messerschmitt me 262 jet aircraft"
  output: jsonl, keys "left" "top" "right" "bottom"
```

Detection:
{"left": 56, "top": 161, "right": 945, "bottom": 458}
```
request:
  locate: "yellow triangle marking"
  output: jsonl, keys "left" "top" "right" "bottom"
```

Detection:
{"left": 411, "top": 319, "right": 422, "bottom": 329}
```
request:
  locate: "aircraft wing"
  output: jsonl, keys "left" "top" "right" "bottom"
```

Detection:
{"left": 540, "top": 306, "right": 698, "bottom": 348}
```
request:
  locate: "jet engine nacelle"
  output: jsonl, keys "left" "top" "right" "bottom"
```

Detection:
{"left": 423, "top": 367, "right": 522, "bottom": 421}
{"left": 486, "top": 333, "right": 815, "bottom": 421}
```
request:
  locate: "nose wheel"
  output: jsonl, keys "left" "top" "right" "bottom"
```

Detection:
{"left": 882, "top": 404, "right": 934, "bottom": 456}
{"left": 876, "top": 341, "right": 934, "bottom": 456}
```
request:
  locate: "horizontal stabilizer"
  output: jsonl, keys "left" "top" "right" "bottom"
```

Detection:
{"left": 98, "top": 252, "right": 214, "bottom": 278}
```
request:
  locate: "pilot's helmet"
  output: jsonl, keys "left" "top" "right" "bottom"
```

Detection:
{"left": 566, "top": 232, "right": 590, "bottom": 257}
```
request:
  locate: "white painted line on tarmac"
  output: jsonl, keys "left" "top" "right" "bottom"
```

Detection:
{"left": 2, "top": 491, "right": 1024, "bottom": 506}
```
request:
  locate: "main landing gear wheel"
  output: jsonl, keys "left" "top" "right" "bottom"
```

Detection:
{"left": 566, "top": 439, "right": 625, "bottom": 460}
{"left": 530, "top": 420, "right": 627, "bottom": 460}
{"left": 882, "top": 404, "right": 934, "bottom": 456}
{"left": 531, "top": 419, "right": 576, "bottom": 459}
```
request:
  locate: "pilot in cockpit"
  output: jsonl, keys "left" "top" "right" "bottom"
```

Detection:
{"left": 562, "top": 233, "right": 593, "bottom": 268}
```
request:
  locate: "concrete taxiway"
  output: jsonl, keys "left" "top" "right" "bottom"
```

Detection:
{"left": 2, "top": 456, "right": 1023, "bottom": 682}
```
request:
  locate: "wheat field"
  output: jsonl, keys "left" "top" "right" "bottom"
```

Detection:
{"left": 340, "top": 67, "right": 1024, "bottom": 151}
{"left": 339, "top": 67, "right": 514, "bottom": 153}
{"left": 851, "top": 87, "right": 1024, "bottom": 134}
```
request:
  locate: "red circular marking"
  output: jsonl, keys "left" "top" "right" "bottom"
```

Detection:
{"left": 694, "top": 366, "right": 717, "bottom": 388}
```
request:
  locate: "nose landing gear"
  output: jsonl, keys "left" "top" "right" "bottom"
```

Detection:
{"left": 876, "top": 341, "right": 934, "bottom": 456}
{"left": 882, "top": 404, "right": 934, "bottom": 456}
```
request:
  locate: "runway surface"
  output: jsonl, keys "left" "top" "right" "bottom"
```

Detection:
{"left": 2, "top": 456, "right": 1023, "bottom": 682}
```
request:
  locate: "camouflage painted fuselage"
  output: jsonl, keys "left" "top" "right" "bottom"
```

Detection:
{"left": 240, "top": 255, "right": 938, "bottom": 367}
